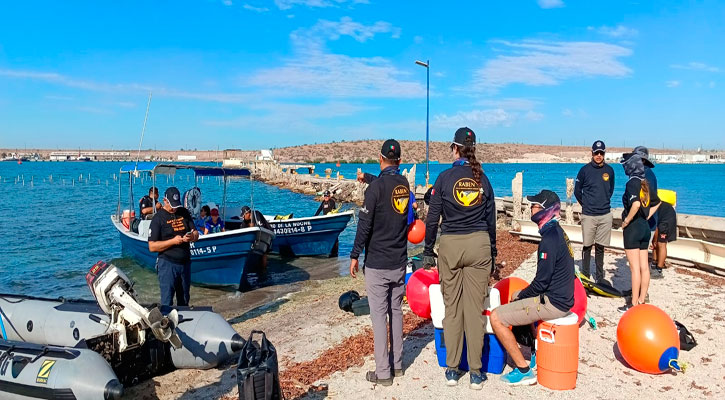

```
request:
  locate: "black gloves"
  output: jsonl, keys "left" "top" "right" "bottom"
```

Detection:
{"left": 422, "top": 255, "right": 437, "bottom": 270}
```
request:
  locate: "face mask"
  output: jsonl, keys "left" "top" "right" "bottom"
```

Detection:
{"left": 531, "top": 202, "right": 561, "bottom": 229}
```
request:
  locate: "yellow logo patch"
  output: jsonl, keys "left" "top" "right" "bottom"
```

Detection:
{"left": 602, "top": 173, "right": 610, "bottom": 182}
{"left": 36, "top": 360, "right": 56, "bottom": 384}
{"left": 391, "top": 185, "right": 410, "bottom": 215}
{"left": 453, "top": 178, "right": 482, "bottom": 207}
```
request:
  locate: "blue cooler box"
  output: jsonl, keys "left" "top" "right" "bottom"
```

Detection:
{"left": 434, "top": 329, "right": 507, "bottom": 374}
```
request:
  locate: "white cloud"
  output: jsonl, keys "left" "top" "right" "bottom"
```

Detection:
{"left": 0, "top": 68, "right": 254, "bottom": 103}
{"left": 117, "top": 101, "right": 136, "bottom": 108}
{"left": 246, "top": 18, "right": 421, "bottom": 98}
{"left": 243, "top": 4, "right": 269, "bottom": 12}
{"left": 561, "top": 108, "right": 588, "bottom": 117}
{"left": 274, "top": 0, "right": 367, "bottom": 10}
{"left": 222, "top": 0, "right": 233, "bottom": 6}
{"left": 587, "top": 25, "right": 638, "bottom": 38}
{"left": 471, "top": 40, "right": 633, "bottom": 91}
{"left": 525, "top": 110, "right": 544, "bottom": 121}
{"left": 670, "top": 62, "right": 719, "bottom": 72}
{"left": 562, "top": 108, "right": 573, "bottom": 117}
{"left": 477, "top": 98, "right": 541, "bottom": 110}
{"left": 204, "top": 101, "right": 369, "bottom": 127}
{"left": 666, "top": 80, "right": 681, "bottom": 88}
{"left": 413, "top": 36, "right": 423, "bottom": 44}
{"left": 537, "top": 0, "right": 564, "bottom": 9}
{"left": 433, "top": 109, "right": 516, "bottom": 128}
{"left": 710, "top": 81, "right": 716, "bottom": 88}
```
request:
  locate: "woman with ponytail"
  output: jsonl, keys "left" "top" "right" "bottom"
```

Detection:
{"left": 423, "top": 127, "right": 496, "bottom": 390}
{"left": 619, "top": 153, "right": 653, "bottom": 312}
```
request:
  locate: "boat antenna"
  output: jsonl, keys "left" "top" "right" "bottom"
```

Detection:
{"left": 134, "top": 92, "right": 153, "bottom": 173}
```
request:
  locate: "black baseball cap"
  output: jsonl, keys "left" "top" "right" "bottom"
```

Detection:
{"left": 324, "top": 190, "right": 331, "bottom": 196}
{"left": 452, "top": 127, "right": 476, "bottom": 147}
{"left": 164, "top": 187, "right": 182, "bottom": 208}
{"left": 526, "top": 190, "right": 560, "bottom": 208}
{"left": 381, "top": 139, "right": 401, "bottom": 160}
{"left": 592, "top": 140, "right": 606, "bottom": 154}
{"left": 241, "top": 206, "right": 251, "bottom": 215}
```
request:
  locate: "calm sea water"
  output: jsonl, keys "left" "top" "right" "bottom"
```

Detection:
{"left": 1, "top": 161, "right": 722, "bottom": 299}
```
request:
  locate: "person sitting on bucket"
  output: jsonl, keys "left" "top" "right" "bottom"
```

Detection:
{"left": 490, "top": 190, "right": 575, "bottom": 386}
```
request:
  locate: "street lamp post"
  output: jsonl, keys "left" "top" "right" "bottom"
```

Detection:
{"left": 415, "top": 59, "right": 430, "bottom": 186}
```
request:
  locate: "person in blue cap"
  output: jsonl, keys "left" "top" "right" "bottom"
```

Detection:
{"left": 574, "top": 140, "right": 615, "bottom": 284}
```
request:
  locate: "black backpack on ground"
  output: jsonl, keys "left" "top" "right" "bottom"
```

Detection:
{"left": 674, "top": 320, "right": 697, "bottom": 351}
{"left": 237, "top": 331, "right": 283, "bottom": 400}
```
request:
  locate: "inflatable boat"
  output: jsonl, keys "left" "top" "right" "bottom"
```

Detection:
{"left": 0, "top": 262, "right": 244, "bottom": 399}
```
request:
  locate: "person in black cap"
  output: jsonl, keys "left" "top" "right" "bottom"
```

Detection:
{"left": 139, "top": 186, "right": 162, "bottom": 220}
{"left": 423, "top": 127, "right": 496, "bottom": 390}
{"left": 574, "top": 140, "right": 615, "bottom": 284}
{"left": 315, "top": 190, "right": 336, "bottom": 216}
{"left": 490, "top": 190, "right": 574, "bottom": 386}
{"left": 148, "top": 186, "right": 199, "bottom": 306}
{"left": 349, "top": 138, "right": 412, "bottom": 387}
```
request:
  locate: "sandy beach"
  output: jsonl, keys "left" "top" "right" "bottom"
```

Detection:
{"left": 122, "top": 232, "right": 724, "bottom": 400}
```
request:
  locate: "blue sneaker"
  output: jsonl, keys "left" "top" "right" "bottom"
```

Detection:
{"left": 469, "top": 371, "right": 487, "bottom": 390}
{"left": 500, "top": 367, "right": 537, "bottom": 386}
{"left": 445, "top": 368, "right": 464, "bottom": 386}
{"left": 530, "top": 352, "right": 537, "bottom": 370}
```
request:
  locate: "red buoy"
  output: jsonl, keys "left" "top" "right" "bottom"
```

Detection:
{"left": 407, "top": 219, "right": 425, "bottom": 244}
{"left": 406, "top": 268, "right": 439, "bottom": 319}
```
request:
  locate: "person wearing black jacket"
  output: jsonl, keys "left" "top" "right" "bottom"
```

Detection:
{"left": 574, "top": 140, "right": 615, "bottom": 283}
{"left": 315, "top": 190, "right": 336, "bottom": 216}
{"left": 349, "top": 139, "right": 411, "bottom": 387}
{"left": 490, "top": 190, "right": 574, "bottom": 386}
{"left": 423, "top": 127, "right": 496, "bottom": 390}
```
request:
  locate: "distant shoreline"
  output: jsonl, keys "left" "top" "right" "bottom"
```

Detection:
{"left": 2, "top": 140, "right": 723, "bottom": 164}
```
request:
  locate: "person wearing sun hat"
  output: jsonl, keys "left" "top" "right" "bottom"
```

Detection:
{"left": 148, "top": 186, "right": 199, "bottom": 306}
{"left": 490, "top": 189, "right": 575, "bottom": 386}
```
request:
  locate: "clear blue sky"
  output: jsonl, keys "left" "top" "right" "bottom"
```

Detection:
{"left": 1, "top": 0, "right": 723, "bottom": 150}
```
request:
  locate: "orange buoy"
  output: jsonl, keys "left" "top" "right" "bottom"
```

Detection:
{"left": 407, "top": 219, "right": 425, "bottom": 244}
{"left": 336, "top": 161, "right": 341, "bottom": 167}
{"left": 406, "top": 268, "right": 439, "bottom": 319}
{"left": 493, "top": 277, "right": 529, "bottom": 305}
{"left": 616, "top": 304, "right": 681, "bottom": 374}
{"left": 570, "top": 278, "right": 587, "bottom": 325}
{"left": 537, "top": 313, "right": 580, "bottom": 390}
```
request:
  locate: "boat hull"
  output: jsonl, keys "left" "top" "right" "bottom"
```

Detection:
{"left": 268, "top": 211, "right": 352, "bottom": 256}
{"left": 113, "top": 218, "right": 273, "bottom": 287}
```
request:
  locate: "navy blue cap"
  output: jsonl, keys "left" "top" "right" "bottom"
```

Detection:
{"left": 164, "top": 187, "right": 182, "bottom": 208}
{"left": 526, "top": 190, "right": 560, "bottom": 208}
{"left": 592, "top": 140, "right": 606, "bottom": 153}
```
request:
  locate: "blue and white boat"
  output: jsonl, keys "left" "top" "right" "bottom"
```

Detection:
{"left": 223, "top": 208, "right": 353, "bottom": 257}
{"left": 111, "top": 163, "right": 274, "bottom": 287}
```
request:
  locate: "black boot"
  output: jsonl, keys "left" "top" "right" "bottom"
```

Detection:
{"left": 594, "top": 244, "right": 605, "bottom": 283}
{"left": 581, "top": 246, "right": 592, "bottom": 278}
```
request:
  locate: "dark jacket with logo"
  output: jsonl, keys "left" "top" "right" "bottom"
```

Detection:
{"left": 350, "top": 167, "right": 410, "bottom": 270}
{"left": 574, "top": 161, "right": 615, "bottom": 216}
{"left": 517, "top": 220, "right": 575, "bottom": 312}
{"left": 424, "top": 163, "right": 496, "bottom": 257}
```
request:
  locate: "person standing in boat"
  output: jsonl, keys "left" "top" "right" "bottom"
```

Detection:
{"left": 315, "top": 190, "right": 336, "bottom": 216}
{"left": 139, "top": 186, "right": 162, "bottom": 220}
{"left": 349, "top": 139, "right": 411, "bottom": 387}
{"left": 148, "top": 187, "right": 199, "bottom": 307}
{"left": 423, "top": 127, "right": 496, "bottom": 390}
{"left": 574, "top": 140, "right": 615, "bottom": 284}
